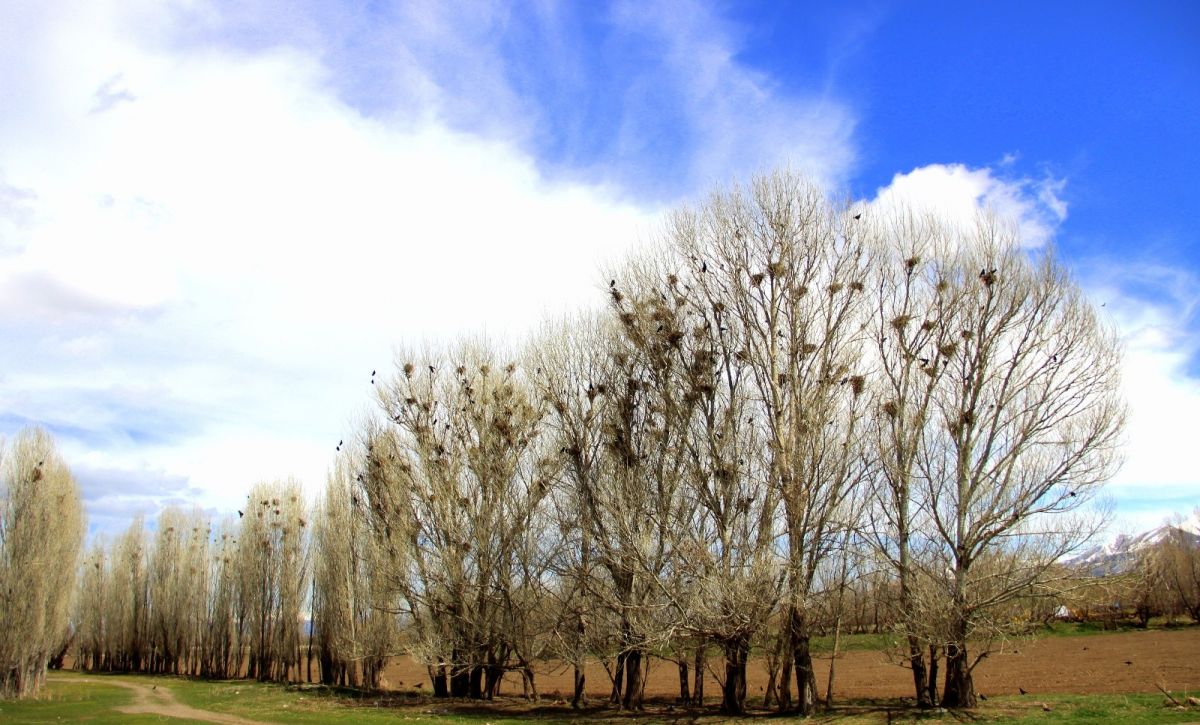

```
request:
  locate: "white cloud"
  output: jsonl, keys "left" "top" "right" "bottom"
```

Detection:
{"left": 870, "top": 163, "right": 1067, "bottom": 247}
{"left": 1078, "top": 263, "right": 1200, "bottom": 532}
{"left": 0, "top": 1, "right": 662, "bottom": 522}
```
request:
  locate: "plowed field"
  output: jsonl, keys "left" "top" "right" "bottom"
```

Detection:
{"left": 379, "top": 628, "right": 1200, "bottom": 701}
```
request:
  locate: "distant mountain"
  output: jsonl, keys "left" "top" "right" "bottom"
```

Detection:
{"left": 1063, "top": 512, "right": 1200, "bottom": 576}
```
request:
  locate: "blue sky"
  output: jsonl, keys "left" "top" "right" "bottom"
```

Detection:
{"left": 0, "top": 0, "right": 1196, "bottom": 536}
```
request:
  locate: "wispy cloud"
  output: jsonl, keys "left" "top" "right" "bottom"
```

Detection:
{"left": 603, "top": 0, "right": 856, "bottom": 198}
{"left": 90, "top": 73, "right": 136, "bottom": 114}
{"left": 176, "top": 0, "right": 863, "bottom": 202}
{"left": 0, "top": 176, "right": 37, "bottom": 255}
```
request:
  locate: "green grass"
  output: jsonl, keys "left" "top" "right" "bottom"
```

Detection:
{"left": 1033, "top": 618, "right": 1198, "bottom": 639}
{"left": 0, "top": 676, "right": 180, "bottom": 724}
{"left": 807, "top": 693, "right": 1200, "bottom": 724}
{"left": 810, "top": 630, "right": 900, "bottom": 653}
{"left": 1, "top": 673, "right": 1195, "bottom": 724}
{"left": 964, "top": 693, "right": 1200, "bottom": 724}
{"left": 1035, "top": 620, "right": 1145, "bottom": 638}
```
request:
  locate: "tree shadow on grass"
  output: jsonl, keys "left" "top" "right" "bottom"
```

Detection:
{"left": 300, "top": 691, "right": 994, "bottom": 724}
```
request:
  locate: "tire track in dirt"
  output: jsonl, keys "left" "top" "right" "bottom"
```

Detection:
{"left": 56, "top": 677, "right": 274, "bottom": 724}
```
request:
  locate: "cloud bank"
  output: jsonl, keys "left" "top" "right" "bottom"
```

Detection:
{"left": 0, "top": 0, "right": 858, "bottom": 529}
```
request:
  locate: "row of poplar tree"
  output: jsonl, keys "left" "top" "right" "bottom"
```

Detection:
{"left": 8, "top": 172, "right": 1125, "bottom": 713}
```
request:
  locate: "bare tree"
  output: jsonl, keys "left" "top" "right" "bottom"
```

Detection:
{"left": 660, "top": 172, "right": 872, "bottom": 715}
{"left": 1151, "top": 510, "right": 1200, "bottom": 622}
{"left": 528, "top": 316, "right": 606, "bottom": 707}
{"left": 237, "top": 479, "right": 309, "bottom": 682}
{"left": 312, "top": 453, "right": 397, "bottom": 688}
{"left": 594, "top": 272, "right": 702, "bottom": 710}
{"left": 367, "top": 340, "right": 552, "bottom": 699}
{"left": 912, "top": 218, "right": 1125, "bottom": 707}
{"left": 312, "top": 457, "right": 359, "bottom": 686}
{"left": 202, "top": 516, "right": 242, "bottom": 678}
{"left": 147, "top": 507, "right": 210, "bottom": 675}
{"left": 75, "top": 540, "right": 109, "bottom": 671}
{"left": 607, "top": 234, "right": 788, "bottom": 714}
{"left": 108, "top": 517, "right": 151, "bottom": 672}
{"left": 864, "top": 211, "right": 966, "bottom": 706}
{"left": 0, "top": 428, "right": 86, "bottom": 698}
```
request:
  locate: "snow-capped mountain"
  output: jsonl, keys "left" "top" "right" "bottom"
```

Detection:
{"left": 1063, "top": 511, "right": 1200, "bottom": 576}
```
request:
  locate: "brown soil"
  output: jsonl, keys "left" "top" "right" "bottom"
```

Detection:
{"left": 56, "top": 676, "right": 274, "bottom": 724}
{"left": 380, "top": 627, "right": 1200, "bottom": 701}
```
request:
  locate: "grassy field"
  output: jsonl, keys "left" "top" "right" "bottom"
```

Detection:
{"left": 0, "top": 676, "right": 177, "bottom": 724}
{"left": 1034, "top": 618, "right": 1198, "bottom": 638}
{"left": 1, "top": 672, "right": 1198, "bottom": 724}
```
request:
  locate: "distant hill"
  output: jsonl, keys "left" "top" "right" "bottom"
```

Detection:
{"left": 1064, "top": 511, "right": 1200, "bottom": 576}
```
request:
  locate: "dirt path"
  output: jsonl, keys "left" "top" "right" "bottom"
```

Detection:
{"left": 55, "top": 677, "right": 274, "bottom": 724}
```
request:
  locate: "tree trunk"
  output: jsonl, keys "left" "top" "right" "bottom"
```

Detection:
{"left": 622, "top": 648, "right": 643, "bottom": 710}
{"left": 364, "top": 656, "right": 384, "bottom": 690}
{"left": 824, "top": 623, "right": 840, "bottom": 711}
{"left": 609, "top": 653, "right": 625, "bottom": 703}
{"left": 720, "top": 637, "right": 749, "bottom": 714}
{"left": 762, "top": 630, "right": 784, "bottom": 709}
{"left": 898, "top": 500, "right": 934, "bottom": 707}
{"left": 908, "top": 635, "right": 932, "bottom": 707}
{"left": 692, "top": 641, "right": 705, "bottom": 705}
{"left": 484, "top": 650, "right": 504, "bottom": 700}
{"left": 940, "top": 641, "right": 976, "bottom": 708}
{"left": 926, "top": 644, "right": 940, "bottom": 705}
{"left": 450, "top": 661, "right": 470, "bottom": 697}
{"left": 777, "top": 649, "right": 793, "bottom": 711}
{"left": 571, "top": 662, "right": 585, "bottom": 708}
{"left": 306, "top": 581, "right": 316, "bottom": 683}
{"left": 677, "top": 659, "right": 690, "bottom": 703}
{"left": 319, "top": 647, "right": 336, "bottom": 686}
{"left": 571, "top": 606, "right": 586, "bottom": 708}
{"left": 522, "top": 664, "right": 538, "bottom": 700}
{"left": 791, "top": 608, "right": 819, "bottom": 716}
{"left": 468, "top": 663, "right": 485, "bottom": 699}
{"left": 793, "top": 637, "right": 819, "bottom": 715}
{"left": 430, "top": 664, "right": 449, "bottom": 697}
{"left": 305, "top": 638, "right": 314, "bottom": 684}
